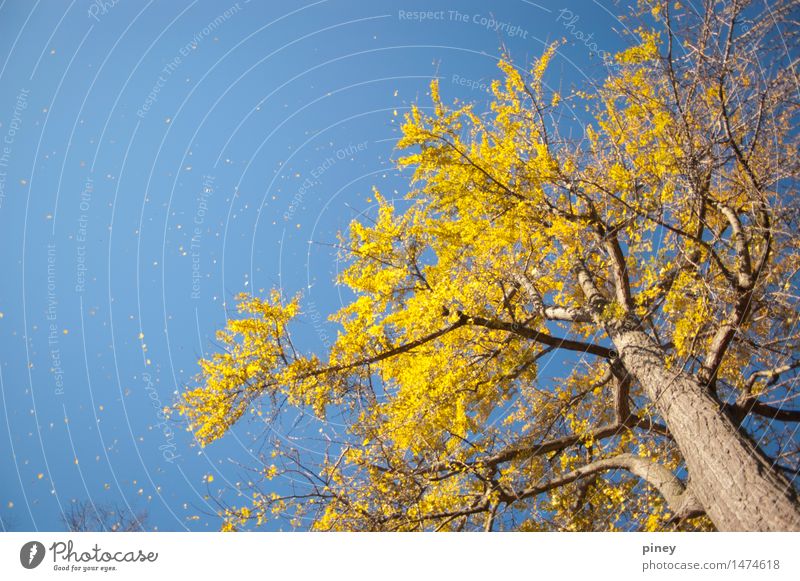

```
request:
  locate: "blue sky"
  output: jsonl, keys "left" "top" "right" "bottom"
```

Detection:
{"left": 0, "top": 0, "right": 634, "bottom": 531}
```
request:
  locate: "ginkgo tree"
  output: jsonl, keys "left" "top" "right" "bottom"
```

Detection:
{"left": 178, "top": 0, "right": 800, "bottom": 531}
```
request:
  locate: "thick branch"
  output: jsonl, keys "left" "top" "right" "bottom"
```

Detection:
{"left": 712, "top": 202, "right": 753, "bottom": 287}
{"left": 594, "top": 220, "right": 634, "bottom": 313}
{"left": 573, "top": 261, "right": 609, "bottom": 316}
{"left": 698, "top": 288, "right": 754, "bottom": 389}
{"left": 606, "top": 236, "right": 634, "bottom": 312}
{"left": 736, "top": 400, "right": 800, "bottom": 423}
{"left": 417, "top": 413, "right": 669, "bottom": 477}
{"left": 325, "top": 306, "right": 614, "bottom": 380}
{"left": 511, "top": 272, "right": 594, "bottom": 323}
{"left": 511, "top": 453, "right": 703, "bottom": 519}
{"left": 464, "top": 313, "right": 614, "bottom": 359}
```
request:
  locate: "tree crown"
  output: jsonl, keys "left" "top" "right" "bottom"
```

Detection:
{"left": 177, "top": 1, "right": 799, "bottom": 531}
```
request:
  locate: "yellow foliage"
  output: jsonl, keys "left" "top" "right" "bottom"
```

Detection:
{"left": 180, "top": 16, "right": 796, "bottom": 532}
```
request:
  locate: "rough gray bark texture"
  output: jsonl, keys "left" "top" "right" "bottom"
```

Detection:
{"left": 612, "top": 327, "right": 800, "bottom": 531}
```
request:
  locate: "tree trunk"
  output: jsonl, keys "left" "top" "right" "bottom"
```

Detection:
{"left": 611, "top": 327, "right": 800, "bottom": 531}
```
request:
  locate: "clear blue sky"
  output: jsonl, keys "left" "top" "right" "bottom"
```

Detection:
{"left": 0, "top": 0, "right": 634, "bottom": 531}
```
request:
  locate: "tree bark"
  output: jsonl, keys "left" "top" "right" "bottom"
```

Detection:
{"left": 611, "top": 326, "right": 800, "bottom": 531}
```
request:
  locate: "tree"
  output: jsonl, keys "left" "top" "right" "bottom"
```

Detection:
{"left": 177, "top": 0, "right": 800, "bottom": 531}
{"left": 62, "top": 501, "right": 149, "bottom": 532}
